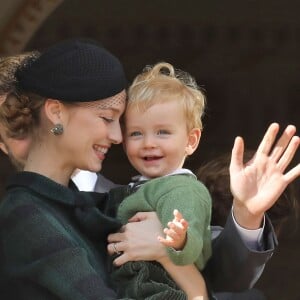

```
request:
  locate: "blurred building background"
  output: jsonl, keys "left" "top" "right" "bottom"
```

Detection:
{"left": 0, "top": 1, "right": 299, "bottom": 299}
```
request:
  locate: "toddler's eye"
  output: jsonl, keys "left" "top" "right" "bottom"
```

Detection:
{"left": 157, "top": 129, "right": 170, "bottom": 135}
{"left": 129, "top": 131, "right": 142, "bottom": 137}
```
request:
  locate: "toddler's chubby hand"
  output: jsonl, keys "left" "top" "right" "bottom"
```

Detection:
{"left": 158, "top": 209, "right": 189, "bottom": 250}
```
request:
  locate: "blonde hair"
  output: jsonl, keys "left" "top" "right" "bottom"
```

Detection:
{"left": 127, "top": 62, "right": 206, "bottom": 131}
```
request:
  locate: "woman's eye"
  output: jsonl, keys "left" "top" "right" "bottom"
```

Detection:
{"left": 101, "top": 117, "right": 114, "bottom": 123}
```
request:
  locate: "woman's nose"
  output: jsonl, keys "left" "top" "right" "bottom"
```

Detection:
{"left": 109, "top": 123, "right": 123, "bottom": 144}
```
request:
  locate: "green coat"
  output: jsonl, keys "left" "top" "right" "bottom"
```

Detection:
{"left": 0, "top": 171, "right": 122, "bottom": 300}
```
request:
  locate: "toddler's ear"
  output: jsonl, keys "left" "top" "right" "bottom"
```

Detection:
{"left": 186, "top": 128, "right": 201, "bottom": 156}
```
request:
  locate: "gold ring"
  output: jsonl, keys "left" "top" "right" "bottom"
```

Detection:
{"left": 113, "top": 243, "right": 121, "bottom": 255}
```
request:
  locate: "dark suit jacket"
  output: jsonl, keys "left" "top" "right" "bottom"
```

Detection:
{"left": 205, "top": 214, "right": 277, "bottom": 292}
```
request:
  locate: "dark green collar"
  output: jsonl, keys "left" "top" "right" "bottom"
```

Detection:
{"left": 6, "top": 171, "right": 94, "bottom": 207}
{"left": 6, "top": 171, "right": 122, "bottom": 239}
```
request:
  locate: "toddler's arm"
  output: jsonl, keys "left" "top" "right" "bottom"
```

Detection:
{"left": 159, "top": 256, "right": 209, "bottom": 300}
{"left": 158, "top": 210, "right": 208, "bottom": 299}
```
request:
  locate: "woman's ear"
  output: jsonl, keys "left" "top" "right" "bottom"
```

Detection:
{"left": 44, "top": 99, "right": 63, "bottom": 124}
{"left": 185, "top": 128, "right": 201, "bottom": 156}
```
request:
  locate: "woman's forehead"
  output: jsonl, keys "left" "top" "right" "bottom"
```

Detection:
{"left": 79, "top": 90, "right": 126, "bottom": 110}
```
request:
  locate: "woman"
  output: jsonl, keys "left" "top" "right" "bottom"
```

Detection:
{"left": 0, "top": 39, "right": 130, "bottom": 299}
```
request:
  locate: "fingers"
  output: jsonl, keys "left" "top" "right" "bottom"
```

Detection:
{"left": 173, "top": 209, "right": 183, "bottom": 221}
{"left": 107, "top": 241, "right": 130, "bottom": 266}
{"left": 158, "top": 236, "right": 174, "bottom": 247}
{"left": 127, "top": 212, "right": 147, "bottom": 222}
{"left": 256, "top": 123, "right": 280, "bottom": 156}
{"left": 270, "top": 125, "right": 297, "bottom": 162}
{"left": 112, "top": 252, "right": 131, "bottom": 266}
{"left": 277, "top": 135, "right": 300, "bottom": 172}
{"left": 158, "top": 211, "right": 189, "bottom": 249}
{"left": 128, "top": 211, "right": 157, "bottom": 222}
{"left": 107, "top": 241, "right": 125, "bottom": 255}
{"left": 231, "top": 124, "right": 298, "bottom": 172}
{"left": 284, "top": 163, "right": 300, "bottom": 183}
{"left": 107, "top": 231, "right": 124, "bottom": 243}
{"left": 229, "top": 136, "right": 244, "bottom": 174}
{"left": 158, "top": 223, "right": 186, "bottom": 248}
{"left": 180, "top": 218, "right": 189, "bottom": 230}
{"left": 158, "top": 224, "right": 184, "bottom": 247}
{"left": 170, "top": 210, "right": 189, "bottom": 233}
{"left": 163, "top": 222, "right": 183, "bottom": 239}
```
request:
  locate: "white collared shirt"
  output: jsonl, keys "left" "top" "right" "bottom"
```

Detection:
{"left": 72, "top": 170, "right": 98, "bottom": 192}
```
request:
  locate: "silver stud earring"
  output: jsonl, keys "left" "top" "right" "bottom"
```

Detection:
{"left": 50, "top": 124, "right": 64, "bottom": 136}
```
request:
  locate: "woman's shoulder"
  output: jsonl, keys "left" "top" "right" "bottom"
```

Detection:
{"left": 0, "top": 187, "right": 36, "bottom": 209}
{"left": 0, "top": 186, "right": 55, "bottom": 226}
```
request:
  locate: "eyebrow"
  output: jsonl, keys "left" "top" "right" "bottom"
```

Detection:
{"left": 98, "top": 106, "right": 123, "bottom": 113}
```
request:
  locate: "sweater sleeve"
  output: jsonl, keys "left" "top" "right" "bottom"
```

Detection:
{"left": 147, "top": 176, "right": 212, "bottom": 269}
{"left": 0, "top": 195, "right": 129, "bottom": 300}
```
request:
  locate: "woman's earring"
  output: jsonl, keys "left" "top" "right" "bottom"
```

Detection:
{"left": 50, "top": 124, "right": 64, "bottom": 136}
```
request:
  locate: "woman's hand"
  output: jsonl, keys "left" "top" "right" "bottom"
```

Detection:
{"left": 107, "top": 212, "right": 166, "bottom": 266}
{"left": 230, "top": 123, "right": 300, "bottom": 229}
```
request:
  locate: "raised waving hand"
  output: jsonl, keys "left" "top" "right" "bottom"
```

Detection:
{"left": 230, "top": 123, "right": 300, "bottom": 229}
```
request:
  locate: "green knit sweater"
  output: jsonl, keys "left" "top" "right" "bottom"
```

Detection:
{"left": 117, "top": 173, "right": 212, "bottom": 269}
{"left": 110, "top": 172, "right": 212, "bottom": 299}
